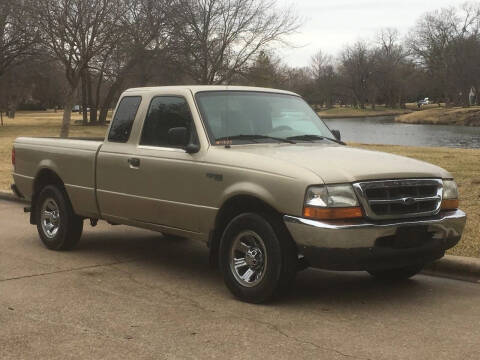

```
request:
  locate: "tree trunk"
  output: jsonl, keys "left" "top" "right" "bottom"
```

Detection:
{"left": 0, "top": 111, "right": 3, "bottom": 126}
{"left": 61, "top": 90, "right": 75, "bottom": 138}
{"left": 445, "top": 97, "right": 453, "bottom": 108}
{"left": 81, "top": 70, "right": 88, "bottom": 125}
{"left": 7, "top": 106, "right": 15, "bottom": 118}
{"left": 91, "top": 71, "right": 103, "bottom": 124}
{"left": 99, "top": 80, "right": 123, "bottom": 124}
{"left": 87, "top": 70, "right": 96, "bottom": 123}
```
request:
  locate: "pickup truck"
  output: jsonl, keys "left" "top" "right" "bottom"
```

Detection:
{"left": 12, "top": 86, "right": 466, "bottom": 303}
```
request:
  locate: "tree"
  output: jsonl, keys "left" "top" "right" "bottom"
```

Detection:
{"left": 339, "top": 41, "right": 375, "bottom": 109}
{"left": 94, "top": 0, "right": 172, "bottom": 124}
{"left": 309, "top": 50, "right": 337, "bottom": 108}
{"left": 0, "top": 0, "right": 36, "bottom": 77}
{"left": 0, "top": 52, "right": 67, "bottom": 117}
{"left": 243, "top": 51, "right": 286, "bottom": 88}
{"left": 170, "top": 0, "right": 300, "bottom": 84}
{"left": 408, "top": 3, "right": 480, "bottom": 106}
{"left": 371, "top": 28, "right": 411, "bottom": 108}
{"left": 29, "top": 0, "right": 125, "bottom": 137}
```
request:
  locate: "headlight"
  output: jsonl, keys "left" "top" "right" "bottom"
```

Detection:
{"left": 304, "top": 184, "right": 362, "bottom": 220}
{"left": 441, "top": 180, "right": 459, "bottom": 210}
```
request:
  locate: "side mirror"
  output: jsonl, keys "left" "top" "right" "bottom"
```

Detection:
{"left": 168, "top": 127, "right": 188, "bottom": 147}
{"left": 331, "top": 129, "right": 341, "bottom": 141}
{"left": 168, "top": 127, "right": 200, "bottom": 154}
{"left": 185, "top": 143, "right": 200, "bottom": 154}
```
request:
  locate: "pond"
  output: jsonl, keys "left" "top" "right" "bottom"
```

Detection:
{"left": 323, "top": 116, "right": 480, "bottom": 149}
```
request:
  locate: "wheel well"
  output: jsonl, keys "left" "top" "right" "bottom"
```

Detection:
{"left": 30, "top": 169, "right": 66, "bottom": 224}
{"left": 208, "top": 195, "right": 285, "bottom": 268}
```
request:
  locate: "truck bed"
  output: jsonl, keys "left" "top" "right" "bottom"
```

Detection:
{"left": 13, "top": 137, "right": 103, "bottom": 218}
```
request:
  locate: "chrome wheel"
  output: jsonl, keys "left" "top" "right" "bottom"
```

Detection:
{"left": 40, "top": 198, "right": 61, "bottom": 239}
{"left": 229, "top": 230, "right": 267, "bottom": 288}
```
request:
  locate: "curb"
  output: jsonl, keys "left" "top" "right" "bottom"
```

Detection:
{"left": 423, "top": 255, "right": 480, "bottom": 283}
{"left": 0, "top": 191, "right": 30, "bottom": 204}
{"left": 0, "top": 192, "right": 478, "bottom": 283}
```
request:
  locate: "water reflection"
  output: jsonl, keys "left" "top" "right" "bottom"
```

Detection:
{"left": 323, "top": 116, "right": 480, "bottom": 149}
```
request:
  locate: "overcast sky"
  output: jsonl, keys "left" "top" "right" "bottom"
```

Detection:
{"left": 279, "top": 0, "right": 467, "bottom": 67}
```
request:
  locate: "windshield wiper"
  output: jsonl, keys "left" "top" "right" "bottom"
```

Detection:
{"left": 215, "top": 134, "right": 296, "bottom": 144}
{"left": 286, "top": 134, "right": 346, "bottom": 145}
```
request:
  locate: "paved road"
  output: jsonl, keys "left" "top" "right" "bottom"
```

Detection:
{"left": 1, "top": 200, "right": 480, "bottom": 360}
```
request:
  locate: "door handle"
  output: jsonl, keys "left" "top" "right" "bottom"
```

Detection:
{"left": 128, "top": 157, "right": 140, "bottom": 168}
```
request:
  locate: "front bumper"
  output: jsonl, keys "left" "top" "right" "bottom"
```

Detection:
{"left": 284, "top": 210, "right": 466, "bottom": 271}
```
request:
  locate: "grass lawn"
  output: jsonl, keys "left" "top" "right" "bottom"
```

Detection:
{"left": 355, "top": 143, "right": 480, "bottom": 258}
{"left": 396, "top": 106, "right": 480, "bottom": 126}
{"left": 0, "top": 111, "right": 109, "bottom": 190}
{"left": 317, "top": 103, "right": 444, "bottom": 119}
{"left": 1, "top": 111, "right": 479, "bottom": 258}
{"left": 318, "top": 105, "right": 412, "bottom": 118}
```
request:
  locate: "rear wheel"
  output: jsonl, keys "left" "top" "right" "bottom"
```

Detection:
{"left": 367, "top": 264, "right": 424, "bottom": 281}
{"left": 219, "top": 213, "right": 297, "bottom": 303}
{"left": 35, "top": 185, "right": 83, "bottom": 250}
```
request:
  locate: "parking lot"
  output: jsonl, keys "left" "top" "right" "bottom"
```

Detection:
{"left": 1, "top": 199, "right": 480, "bottom": 359}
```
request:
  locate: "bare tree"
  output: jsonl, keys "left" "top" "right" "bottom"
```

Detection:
{"left": 407, "top": 3, "right": 480, "bottom": 106}
{"left": 309, "top": 50, "right": 337, "bottom": 108}
{"left": 371, "top": 28, "right": 410, "bottom": 108}
{"left": 170, "top": 0, "right": 300, "bottom": 84}
{"left": 94, "top": 0, "right": 172, "bottom": 124}
{"left": 0, "top": 0, "right": 37, "bottom": 78}
{"left": 28, "top": 0, "right": 125, "bottom": 137}
{"left": 339, "top": 41, "right": 375, "bottom": 109}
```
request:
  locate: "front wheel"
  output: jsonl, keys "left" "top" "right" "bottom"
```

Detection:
{"left": 367, "top": 264, "right": 424, "bottom": 281}
{"left": 219, "top": 213, "right": 297, "bottom": 303}
{"left": 35, "top": 185, "right": 83, "bottom": 250}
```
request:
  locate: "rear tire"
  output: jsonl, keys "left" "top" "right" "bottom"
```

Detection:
{"left": 367, "top": 264, "right": 424, "bottom": 281}
{"left": 219, "top": 212, "right": 297, "bottom": 303}
{"left": 35, "top": 185, "right": 83, "bottom": 250}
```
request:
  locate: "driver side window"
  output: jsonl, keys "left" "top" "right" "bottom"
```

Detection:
{"left": 140, "top": 96, "right": 194, "bottom": 148}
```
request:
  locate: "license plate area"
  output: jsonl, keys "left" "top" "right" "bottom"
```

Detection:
{"left": 375, "top": 226, "right": 434, "bottom": 249}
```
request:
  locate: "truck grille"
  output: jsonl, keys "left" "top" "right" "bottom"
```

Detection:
{"left": 353, "top": 179, "right": 443, "bottom": 220}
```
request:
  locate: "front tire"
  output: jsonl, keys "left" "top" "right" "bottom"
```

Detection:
{"left": 219, "top": 213, "right": 297, "bottom": 303}
{"left": 367, "top": 264, "right": 424, "bottom": 281}
{"left": 35, "top": 185, "right": 83, "bottom": 250}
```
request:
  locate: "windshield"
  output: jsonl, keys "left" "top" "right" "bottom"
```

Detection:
{"left": 195, "top": 91, "right": 334, "bottom": 145}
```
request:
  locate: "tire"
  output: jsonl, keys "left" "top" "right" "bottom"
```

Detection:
{"left": 367, "top": 264, "right": 424, "bottom": 281}
{"left": 219, "top": 212, "right": 297, "bottom": 303}
{"left": 35, "top": 185, "right": 83, "bottom": 250}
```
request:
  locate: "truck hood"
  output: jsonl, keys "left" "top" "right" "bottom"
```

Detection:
{"left": 225, "top": 144, "right": 451, "bottom": 183}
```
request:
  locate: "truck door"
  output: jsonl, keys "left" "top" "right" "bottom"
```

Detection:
{"left": 128, "top": 95, "right": 210, "bottom": 232}
{"left": 97, "top": 92, "right": 213, "bottom": 234}
{"left": 96, "top": 95, "right": 145, "bottom": 221}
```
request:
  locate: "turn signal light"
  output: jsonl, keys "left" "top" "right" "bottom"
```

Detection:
{"left": 303, "top": 206, "right": 363, "bottom": 220}
{"left": 11, "top": 147, "right": 15, "bottom": 167}
{"left": 441, "top": 199, "right": 459, "bottom": 210}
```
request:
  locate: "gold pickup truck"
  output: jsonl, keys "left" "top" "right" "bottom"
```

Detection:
{"left": 11, "top": 86, "right": 466, "bottom": 303}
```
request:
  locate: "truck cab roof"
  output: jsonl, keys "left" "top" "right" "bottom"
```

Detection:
{"left": 122, "top": 85, "right": 299, "bottom": 96}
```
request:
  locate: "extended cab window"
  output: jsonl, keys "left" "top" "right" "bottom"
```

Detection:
{"left": 140, "top": 96, "right": 194, "bottom": 148}
{"left": 108, "top": 96, "right": 142, "bottom": 143}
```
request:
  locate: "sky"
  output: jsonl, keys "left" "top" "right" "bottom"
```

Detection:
{"left": 279, "top": 0, "right": 468, "bottom": 67}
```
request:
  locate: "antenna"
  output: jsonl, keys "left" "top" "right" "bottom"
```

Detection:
{"left": 225, "top": 88, "right": 231, "bottom": 148}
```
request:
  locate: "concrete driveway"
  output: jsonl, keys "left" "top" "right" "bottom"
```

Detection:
{"left": 1, "top": 200, "right": 479, "bottom": 360}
